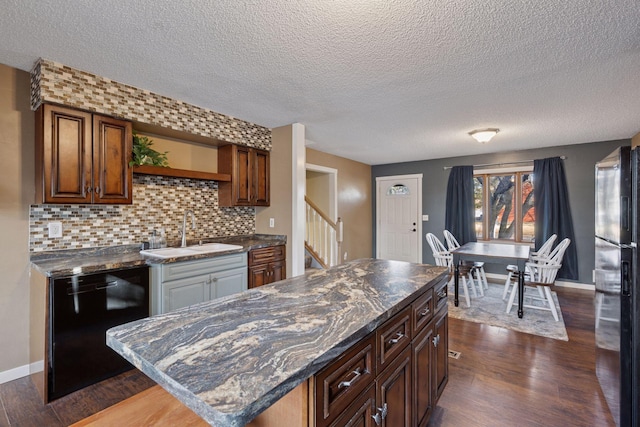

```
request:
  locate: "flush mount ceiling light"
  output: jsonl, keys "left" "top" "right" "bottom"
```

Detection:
{"left": 468, "top": 128, "right": 500, "bottom": 144}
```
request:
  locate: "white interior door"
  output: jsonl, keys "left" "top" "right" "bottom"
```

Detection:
{"left": 376, "top": 174, "right": 422, "bottom": 263}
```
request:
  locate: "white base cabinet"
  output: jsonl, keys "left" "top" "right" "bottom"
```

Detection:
{"left": 151, "top": 253, "right": 247, "bottom": 315}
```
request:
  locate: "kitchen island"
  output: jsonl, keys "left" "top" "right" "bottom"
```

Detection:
{"left": 106, "top": 259, "right": 448, "bottom": 426}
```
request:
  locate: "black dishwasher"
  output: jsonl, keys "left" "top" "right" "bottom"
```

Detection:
{"left": 49, "top": 266, "right": 149, "bottom": 400}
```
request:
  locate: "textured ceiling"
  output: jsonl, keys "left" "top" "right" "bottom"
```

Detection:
{"left": 1, "top": 0, "right": 640, "bottom": 165}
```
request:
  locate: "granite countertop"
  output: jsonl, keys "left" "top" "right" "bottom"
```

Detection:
{"left": 106, "top": 258, "right": 447, "bottom": 426}
{"left": 30, "top": 234, "right": 286, "bottom": 278}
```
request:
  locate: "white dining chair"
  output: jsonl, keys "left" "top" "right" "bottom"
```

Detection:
{"left": 443, "top": 229, "right": 487, "bottom": 295}
{"left": 502, "top": 234, "right": 557, "bottom": 300}
{"left": 426, "top": 233, "right": 476, "bottom": 307}
{"left": 506, "top": 238, "right": 571, "bottom": 321}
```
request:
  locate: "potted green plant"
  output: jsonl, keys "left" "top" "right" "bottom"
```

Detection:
{"left": 130, "top": 132, "right": 170, "bottom": 167}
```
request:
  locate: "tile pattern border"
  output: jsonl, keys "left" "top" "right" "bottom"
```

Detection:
{"left": 30, "top": 58, "right": 271, "bottom": 150}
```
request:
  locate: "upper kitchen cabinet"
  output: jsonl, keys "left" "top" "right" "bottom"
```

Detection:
{"left": 35, "top": 104, "right": 133, "bottom": 204}
{"left": 218, "top": 144, "right": 270, "bottom": 207}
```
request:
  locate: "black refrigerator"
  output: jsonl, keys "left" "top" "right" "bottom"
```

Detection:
{"left": 595, "top": 146, "right": 640, "bottom": 427}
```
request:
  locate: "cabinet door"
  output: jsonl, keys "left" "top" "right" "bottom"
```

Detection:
{"left": 218, "top": 144, "right": 270, "bottom": 207}
{"left": 252, "top": 148, "right": 270, "bottom": 206}
{"left": 248, "top": 264, "right": 269, "bottom": 289}
{"left": 412, "top": 323, "right": 434, "bottom": 427}
{"left": 377, "top": 345, "right": 412, "bottom": 427}
{"left": 433, "top": 309, "right": 448, "bottom": 401}
{"left": 270, "top": 260, "right": 286, "bottom": 284}
{"left": 162, "top": 275, "right": 211, "bottom": 313}
{"left": 218, "top": 144, "right": 251, "bottom": 206}
{"left": 38, "top": 104, "right": 93, "bottom": 203}
{"left": 93, "top": 114, "right": 132, "bottom": 204}
{"left": 212, "top": 266, "right": 247, "bottom": 299}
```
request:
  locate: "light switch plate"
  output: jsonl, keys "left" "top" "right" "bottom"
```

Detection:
{"left": 48, "top": 222, "right": 63, "bottom": 238}
{"left": 269, "top": 218, "right": 275, "bottom": 228}
{"left": 422, "top": 215, "right": 429, "bottom": 221}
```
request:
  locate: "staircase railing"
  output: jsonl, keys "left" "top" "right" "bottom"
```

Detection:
{"left": 305, "top": 196, "right": 343, "bottom": 268}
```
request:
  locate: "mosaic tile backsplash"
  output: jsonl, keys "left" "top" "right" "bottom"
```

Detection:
{"left": 30, "top": 59, "right": 271, "bottom": 150}
{"left": 29, "top": 175, "right": 255, "bottom": 252}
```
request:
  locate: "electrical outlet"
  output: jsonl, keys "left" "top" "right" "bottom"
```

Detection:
{"left": 343, "top": 252, "right": 348, "bottom": 261}
{"left": 48, "top": 222, "right": 63, "bottom": 238}
{"left": 269, "top": 218, "right": 275, "bottom": 228}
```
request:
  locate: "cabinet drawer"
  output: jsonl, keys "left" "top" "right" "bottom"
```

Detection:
{"left": 412, "top": 289, "right": 434, "bottom": 335}
{"left": 327, "top": 383, "right": 376, "bottom": 427}
{"left": 248, "top": 245, "right": 285, "bottom": 266}
{"left": 315, "top": 333, "right": 375, "bottom": 427}
{"left": 160, "top": 253, "right": 247, "bottom": 281}
{"left": 377, "top": 306, "right": 412, "bottom": 372}
{"left": 434, "top": 279, "right": 448, "bottom": 312}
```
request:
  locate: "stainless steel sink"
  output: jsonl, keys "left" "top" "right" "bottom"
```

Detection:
{"left": 140, "top": 243, "right": 243, "bottom": 259}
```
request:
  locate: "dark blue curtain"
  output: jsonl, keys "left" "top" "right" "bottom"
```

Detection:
{"left": 445, "top": 166, "right": 476, "bottom": 245}
{"left": 534, "top": 157, "right": 578, "bottom": 280}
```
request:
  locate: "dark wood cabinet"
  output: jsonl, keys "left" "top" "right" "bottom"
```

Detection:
{"left": 329, "top": 384, "right": 377, "bottom": 427}
{"left": 315, "top": 334, "right": 376, "bottom": 427}
{"left": 377, "top": 306, "right": 411, "bottom": 371}
{"left": 433, "top": 307, "right": 449, "bottom": 401}
{"left": 248, "top": 245, "right": 286, "bottom": 288}
{"left": 314, "top": 277, "right": 448, "bottom": 427}
{"left": 218, "top": 144, "right": 270, "bottom": 207}
{"left": 413, "top": 280, "right": 448, "bottom": 427}
{"left": 36, "top": 104, "right": 132, "bottom": 204}
{"left": 316, "top": 329, "right": 413, "bottom": 427}
{"left": 412, "top": 321, "right": 435, "bottom": 427}
{"left": 376, "top": 345, "right": 412, "bottom": 427}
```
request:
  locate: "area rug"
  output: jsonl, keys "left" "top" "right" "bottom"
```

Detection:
{"left": 447, "top": 282, "right": 569, "bottom": 341}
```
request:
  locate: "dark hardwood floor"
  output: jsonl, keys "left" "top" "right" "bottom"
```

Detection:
{"left": 431, "top": 285, "right": 615, "bottom": 427}
{"left": 0, "top": 285, "right": 615, "bottom": 426}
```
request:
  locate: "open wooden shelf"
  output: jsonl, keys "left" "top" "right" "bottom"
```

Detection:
{"left": 133, "top": 165, "right": 231, "bottom": 182}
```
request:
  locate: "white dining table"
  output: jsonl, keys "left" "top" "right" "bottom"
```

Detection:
{"left": 451, "top": 242, "right": 531, "bottom": 318}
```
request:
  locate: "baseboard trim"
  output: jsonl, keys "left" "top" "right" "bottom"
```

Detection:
{"left": 0, "top": 361, "right": 43, "bottom": 385}
{"left": 484, "top": 273, "right": 595, "bottom": 291}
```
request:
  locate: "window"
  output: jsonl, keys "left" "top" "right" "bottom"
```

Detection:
{"left": 474, "top": 169, "right": 534, "bottom": 242}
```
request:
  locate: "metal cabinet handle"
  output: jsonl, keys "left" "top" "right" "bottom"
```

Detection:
{"left": 419, "top": 308, "right": 430, "bottom": 317}
{"left": 437, "top": 290, "right": 447, "bottom": 299}
{"left": 372, "top": 412, "right": 381, "bottom": 425}
{"left": 372, "top": 403, "right": 388, "bottom": 425}
{"left": 432, "top": 334, "right": 441, "bottom": 347}
{"left": 338, "top": 368, "right": 362, "bottom": 389}
{"left": 388, "top": 332, "right": 404, "bottom": 345}
{"left": 380, "top": 403, "right": 388, "bottom": 419}
{"left": 94, "top": 186, "right": 100, "bottom": 194}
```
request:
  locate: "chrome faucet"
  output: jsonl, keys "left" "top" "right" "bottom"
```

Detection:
{"left": 180, "top": 210, "right": 196, "bottom": 247}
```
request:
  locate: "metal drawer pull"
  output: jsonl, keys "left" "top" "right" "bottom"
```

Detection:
{"left": 437, "top": 290, "right": 447, "bottom": 299}
{"left": 338, "top": 368, "right": 362, "bottom": 388}
{"left": 432, "top": 334, "right": 441, "bottom": 347}
{"left": 95, "top": 280, "right": 118, "bottom": 290}
{"left": 388, "top": 332, "right": 404, "bottom": 344}
{"left": 419, "top": 308, "right": 430, "bottom": 317}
